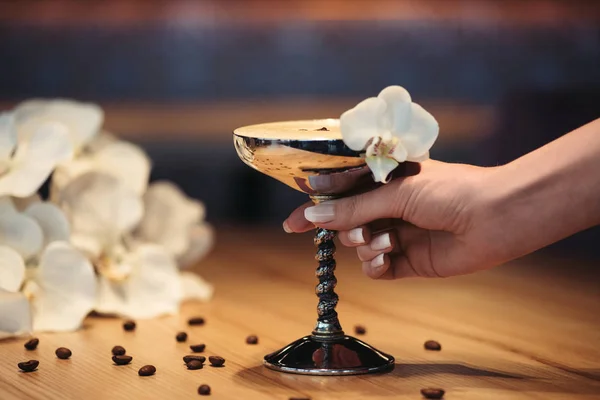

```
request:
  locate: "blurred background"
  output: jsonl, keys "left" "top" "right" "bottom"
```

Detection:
{"left": 0, "top": 0, "right": 599, "bottom": 255}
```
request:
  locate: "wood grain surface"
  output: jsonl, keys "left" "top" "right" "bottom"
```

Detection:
{"left": 1, "top": 228, "right": 599, "bottom": 400}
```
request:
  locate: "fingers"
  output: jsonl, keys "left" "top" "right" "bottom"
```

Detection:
{"left": 364, "top": 253, "right": 420, "bottom": 280}
{"left": 283, "top": 201, "right": 314, "bottom": 233}
{"left": 337, "top": 226, "right": 371, "bottom": 247}
{"left": 355, "top": 231, "right": 396, "bottom": 261}
{"left": 302, "top": 180, "right": 409, "bottom": 231}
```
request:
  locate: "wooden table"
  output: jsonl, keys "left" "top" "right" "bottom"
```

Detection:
{"left": 1, "top": 228, "right": 599, "bottom": 399}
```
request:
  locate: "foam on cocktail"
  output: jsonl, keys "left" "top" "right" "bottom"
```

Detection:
{"left": 233, "top": 119, "right": 342, "bottom": 141}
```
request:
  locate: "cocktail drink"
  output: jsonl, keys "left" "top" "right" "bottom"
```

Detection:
{"left": 233, "top": 119, "right": 395, "bottom": 375}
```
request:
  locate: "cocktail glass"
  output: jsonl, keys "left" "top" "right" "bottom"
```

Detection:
{"left": 233, "top": 119, "right": 395, "bottom": 375}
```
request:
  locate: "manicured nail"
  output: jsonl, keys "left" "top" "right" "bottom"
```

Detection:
{"left": 371, "top": 253, "right": 385, "bottom": 268}
{"left": 371, "top": 233, "right": 391, "bottom": 251}
{"left": 348, "top": 228, "right": 365, "bottom": 244}
{"left": 282, "top": 220, "right": 293, "bottom": 233}
{"left": 304, "top": 203, "right": 335, "bottom": 223}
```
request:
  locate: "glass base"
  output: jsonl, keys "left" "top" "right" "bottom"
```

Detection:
{"left": 264, "top": 335, "right": 395, "bottom": 375}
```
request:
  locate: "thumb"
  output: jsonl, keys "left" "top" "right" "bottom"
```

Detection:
{"left": 304, "top": 179, "right": 410, "bottom": 231}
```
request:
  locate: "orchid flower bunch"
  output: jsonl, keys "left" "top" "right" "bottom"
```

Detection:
{"left": 0, "top": 99, "right": 214, "bottom": 339}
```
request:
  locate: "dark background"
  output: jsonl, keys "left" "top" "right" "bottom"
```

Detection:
{"left": 1, "top": 0, "right": 599, "bottom": 255}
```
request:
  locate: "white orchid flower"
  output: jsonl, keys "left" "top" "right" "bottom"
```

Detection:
{"left": 57, "top": 172, "right": 189, "bottom": 319}
{"left": 137, "top": 181, "right": 214, "bottom": 268}
{"left": 0, "top": 113, "right": 73, "bottom": 197}
{"left": 0, "top": 197, "right": 96, "bottom": 334}
{"left": 52, "top": 138, "right": 151, "bottom": 197}
{"left": 340, "top": 85, "right": 439, "bottom": 183}
{"left": 14, "top": 99, "right": 103, "bottom": 153}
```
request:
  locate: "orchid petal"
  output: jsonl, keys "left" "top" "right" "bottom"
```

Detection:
{"left": 58, "top": 172, "right": 143, "bottom": 251}
{"left": 11, "top": 193, "right": 41, "bottom": 211}
{"left": 0, "top": 209, "right": 43, "bottom": 260}
{"left": 0, "top": 246, "right": 25, "bottom": 292}
{"left": 95, "top": 244, "right": 182, "bottom": 319}
{"left": 366, "top": 156, "right": 399, "bottom": 184}
{"left": 340, "top": 97, "right": 388, "bottom": 151}
{"left": 51, "top": 157, "right": 95, "bottom": 197}
{"left": 397, "top": 103, "right": 439, "bottom": 159}
{"left": 85, "top": 130, "right": 119, "bottom": 154}
{"left": 378, "top": 85, "right": 412, "bottom": 133}
{"left": 94, "top": 141, "right": 151, "bottom": 195}
{"left": 15, "top": 99, "right": 104, "bottom": 150}
{"left": 0, "top": 122, "right": 74, "bottom": 198}
{"left": 0, "top": 112, "right": 17, "bottom": 163}
{"left": 177, "top": 224, "right": 214, "bottom": 269}
{"left": 29, "top": 241, "right": 96, "bottom": 332}
{"left": 138, "top": 181, "right": 204, "bottom": 257}
{"left": 180, "top": 271, "right": 214, "bottom": 301}
{"left": 0, "top": 196, "right": 16, "bottom": 215}
{"left": 407, "top": 151, "right": 430, "bottom": 163}
{"left": 24, "top": 202, "right": 70, "bottom": 245}
{"left": 390, "top": 141, "right": 409, "bottom": 164}
{"left": 0, "top": 289, "right": 32, "bottom": 339}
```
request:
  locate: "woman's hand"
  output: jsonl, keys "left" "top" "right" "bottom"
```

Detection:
{"left": 283, "top": 160, "right": 504, "bottom": 279}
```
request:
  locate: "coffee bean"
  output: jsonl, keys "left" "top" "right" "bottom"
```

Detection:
{"left": 123, "top": 320, "right": 136, "bottom": 331}
{"left": 208, "top": 356, "right": 225, "bottom": 367}
{"left": 56, "top": 347, "right": 72, "bottom": 359}
{"left": 198, "top": 384, "right": 211, "bottom": 395}
{"left": 112, "top": 345, "right": 126, "bottom": 356}
{"left": 183, "top": 355, "right": 206, "bottom": 364}
{"left": 289, "top": 397, "right": 311, "bottom": 400}
{"left": 314, "top": 127, "right": 329, "bottom": 131}
{"left": 112, "top": 355, "right": 133, "bottom": 365}
{"left": 354, "top": 325, "right": 367, "bottom": 335}
{"left": 186, "top": 360, "right": 204, "bottom": 370}
{"left": 424, "top": 340, "right": 442, "bottom": 351}
{"left": 188, "top": 317, "right": 205, "bottom": 326}
{"left": 18, "top": 360, "right": 39, "bottom": 372}
{"left": 190, "top": 344, "right": 205, "bottom": 353}
{"left": 421, "top": 388, "right": 445, "bottom": 399}
{"left": 246, "top": 335, "right": 259, "bottom": 345}
{"left": 138, "top": 365, "right": 156, "bottom": 376}
{"left": 24, "top": 338, "right": 39, "bottom": 350}
{"left": 176, "top": 332, "right": 188, "bottom": 342}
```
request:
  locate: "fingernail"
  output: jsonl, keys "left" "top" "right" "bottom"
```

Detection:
{"left": 371, "top": 233, "right": 391, "bottom": 251}
{"left": 282, "top": 220, "right": 293, "bottom": 233}
{"left": 304, "top": 203, "right": 335, "bottom": 223}
{"left": 348, "top": 228, "right": 365, "bottom": 244}
{"left": 371, "top": 253, "right": 385, "bottom": 268}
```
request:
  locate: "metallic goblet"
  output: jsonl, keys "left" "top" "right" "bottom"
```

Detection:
{"left": 234, "top": 119, "right": 394, "bottom": 375}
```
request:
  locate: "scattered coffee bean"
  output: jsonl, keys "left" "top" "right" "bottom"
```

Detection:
{"left": 246, "top": 335, "right": 259, "bottom": 345}
{"left": 18, "top": 360, "right": 39, "bottom": 372}
{"left": 424, "top": 340, "right": 442, "bottom": 351}
{"left": 188, "top": 317, "right": 205, "bottom": 326}
{"left": 176, "top": 332, "right": 188, "bottom": 342}
{"left": 190, "top": 344, "right": 206, "bottom": 353}
{"left": 112, "top": 345, "right": 126, "bottom": 356}
{"left": 421, "top": 388, "right": 445, "bottom": 399}
{"left": 289, "top": 397, "right": 311, "bottom": 400}
{"left": 183, "top": 355, "right": 206, "bottom": 364}
{"left": 112, "top": 355, "right": 133, "bottom": 365}
{"left": 198, "top": 384, "right": 211, "bottom": 395}
{"left": 354, "top": 325, "right": 367, "bottom": 335}
{"left": 24, "top": 338, "right": 39, "bottom": 350}
{"left": 123, "top": 320, "right": 136, "bottom": 331}
{"left": 186, "top": 360, "right": 204, "bottom": 370}
{"left": 208, "top": 356, "right": 225, "bottom": 367}
{"left": 55, "top": 347, "right": 72, "bottom": 359}
{"left": 138, "top": 365, "right": 156, "bottom": 376}
{"left": 314, "top": 127, "right": 329, "bottom": 131}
